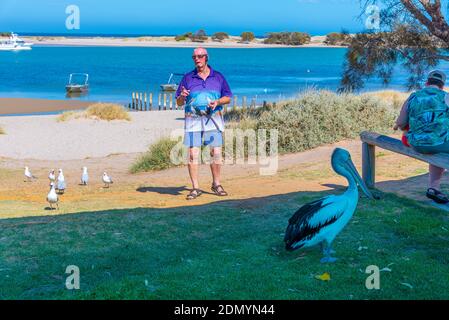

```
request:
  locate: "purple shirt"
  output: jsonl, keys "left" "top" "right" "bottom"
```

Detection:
{"left": 176, "top": 66, "right": 232, "bottom": 132}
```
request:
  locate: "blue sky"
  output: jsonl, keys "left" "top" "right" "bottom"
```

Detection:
{"left": 0, "top": 0, "right": 366, "bottom": 36}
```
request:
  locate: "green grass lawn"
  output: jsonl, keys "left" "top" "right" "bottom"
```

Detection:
{"left": 1, "top": 190, "right": 449, "bottom": 300}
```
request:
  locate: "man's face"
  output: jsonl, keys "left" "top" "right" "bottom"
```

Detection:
{"left": 192, "top": 49, "right": 208, "bottom": 68}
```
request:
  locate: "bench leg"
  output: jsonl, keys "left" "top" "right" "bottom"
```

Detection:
{"left": 362, "top": 142, "right": 375, "bottom": 188}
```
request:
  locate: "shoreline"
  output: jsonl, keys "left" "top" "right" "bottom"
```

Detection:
{"left": 22, "top": 36, "right": 347, "bottom": 49}
{"left": 0, "top": 98, "right": 94, "bottom": 115}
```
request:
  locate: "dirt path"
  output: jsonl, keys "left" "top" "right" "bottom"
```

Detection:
{"left": 1, "top": 135, "right": 446, "bottom": 219}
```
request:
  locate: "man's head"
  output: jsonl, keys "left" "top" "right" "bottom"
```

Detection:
{"left": 192, "top": 47, "right": 208, "bottom": 69}
{"left": 426, "top": 70, "right": 446, "bottom": 89}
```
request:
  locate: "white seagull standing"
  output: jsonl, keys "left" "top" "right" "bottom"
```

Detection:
{"left": 57, "top": 169, "right": 66, "bottom": 194}
{"left": 24, "top": 166, "right": 37, "bottom": 182}
{"left": 48, "top": 169, "right": 56, "bottom": 185}
{"left": 81, "top": 167, "right": 89, "bottom": 185}
{"left": 102, "top": 172, "right": 113, "bottom": 188}
{"left": 47, "top": 182, "right": 59, "bottom": 210}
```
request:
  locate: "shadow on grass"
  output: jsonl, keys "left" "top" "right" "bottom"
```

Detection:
{"left": 1, "top": 189, "right": 449, "bottom": 300}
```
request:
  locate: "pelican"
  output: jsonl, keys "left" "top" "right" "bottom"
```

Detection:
{"left": 47, "top": 182, "right": 59, "bottom": 210}
{"left": 81, "top": 167, "right": 89, "bottom": 185}
{"left": 102, "top": 172, "right": 113, "bottom": 188}
{"left": 284, "top": 148, "right": 376, "bottom": 263}
{"left": 57, "top": 169, "right": 66, "bottom": 194}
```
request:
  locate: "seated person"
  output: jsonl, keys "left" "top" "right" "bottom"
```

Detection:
{"left": 394, "top": 70, "right": 449, "bottom": 204}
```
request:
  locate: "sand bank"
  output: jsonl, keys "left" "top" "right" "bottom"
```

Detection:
{"left": 0, "top": 98, "right": 94, "bottom": 115}
{"left": 23, "top": 35, "right": 346, "bottom": 49}
{"left": 0, "top": 110, "right": 184, "bottom": 160}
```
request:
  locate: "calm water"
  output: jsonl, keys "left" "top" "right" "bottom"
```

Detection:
{"left": 0, "top": 46, "right": 437, "bottom": 105}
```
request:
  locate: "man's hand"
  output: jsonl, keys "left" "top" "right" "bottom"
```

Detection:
{"left": 208, "top": 99, "right": 219, "bottom": 110}
{"left": 180, "top": 86, "right": 190, "bottom": 98}
{"left": 393, "top": 124, "right": 399, "bottom": 131}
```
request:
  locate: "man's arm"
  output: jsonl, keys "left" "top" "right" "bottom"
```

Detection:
{"left": 394, "top": 95, "right": 413, "bottom": 131}
{"left": 175, "top": 76, "right": 188, "bottom": 107}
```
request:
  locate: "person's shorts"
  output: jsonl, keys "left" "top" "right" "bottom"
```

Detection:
{"left": 184, "top": 130, "right": 223, "bottom": 148}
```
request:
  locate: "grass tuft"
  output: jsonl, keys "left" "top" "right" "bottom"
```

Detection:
{"left": 57, "top": 103, "right": 131, "bottom": 122}
{"left": 130, "top": 137, "right": 182, "bottom": 173}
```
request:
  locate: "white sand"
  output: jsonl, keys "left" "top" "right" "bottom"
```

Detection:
{"left": 0, "top": 110, "right": 184, "bottom": 160}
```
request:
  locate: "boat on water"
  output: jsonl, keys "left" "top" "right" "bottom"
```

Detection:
{"left": 160, "top": 73, "right": 183, "bottom": 92}
{"left": 0, "top": 33, "right": 33, "bottom": 51}
{"left": 66, "top": 73, "right": 89, "bottom": 95}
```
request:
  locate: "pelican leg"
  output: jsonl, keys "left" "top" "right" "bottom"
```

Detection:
{"left": 320, "top": 243, "right": 337, "bottom": 264}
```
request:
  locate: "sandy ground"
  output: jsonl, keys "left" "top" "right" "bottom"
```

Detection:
{"left": 0, "top": 98, "right": 94, "bottom": 115}
{"left": 0, "top": 110, "right": 184, "bottom": 160}
{"left": 1, "top": 131, "right": 448, "bottom": 219}
{"left": 22, "top": 35, "right": 345, "bottom": 49}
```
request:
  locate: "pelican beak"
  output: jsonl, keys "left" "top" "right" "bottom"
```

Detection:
{"left": 345, "top": 158, "right": 375, "bottom": 200}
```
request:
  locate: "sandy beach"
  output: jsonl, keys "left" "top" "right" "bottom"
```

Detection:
{"left": 23, "top": 35, "right": 345, "bottom": 48}
{"left": 0, "top": 110, "right": 184, "bottom": 160}
{"left": 0, "top": 98, "right": 94, "bottom": 115}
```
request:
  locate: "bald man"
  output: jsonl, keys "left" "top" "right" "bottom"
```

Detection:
{"left": 176, "top": 48, "right": 232, "bottom": 200}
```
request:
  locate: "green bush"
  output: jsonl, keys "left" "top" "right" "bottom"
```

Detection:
{"left": 130, "top": 137, "right": 182, "bottom": 173}
{"left": 254, "top": 90, "right": 396, "bottom": 154}
{"left": 212, "top": 32, "right": 229, "bottom": 41}
{"left": 240, "top": 32, "right": 255, "bottom": 42}
{"left": 324, "top": 32, "right": 351, "bottom": 46}
{"left": 264, "top": 32, "right": 311, "bottom": 45}
{"left": 175, "top": 32, "right": 193, "bottom": 41}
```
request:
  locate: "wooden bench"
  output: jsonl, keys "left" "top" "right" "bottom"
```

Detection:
{"left": 360, "top": 131, "right": 449, "bottom": 188}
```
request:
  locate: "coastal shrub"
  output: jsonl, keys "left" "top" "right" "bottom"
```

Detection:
{"left": 191, "top": 30, "right": 208, "bottom": 42}
{"left": 57, "top": 103, "right": 131, "bottom": 122}
{"left": 212, "top": 32, "right": 229, "bottom": 41}
{"left": 264, "top": 32, "right": 311, "bottom": 45}
{"left": 366, "top": 90, "right": 409, "bottom": 110}
{"left": 84, "top": 103, "right": 131, "bottom": 121}
{"left": 324, "top": 32, "right": 352, "bottom": 46}
{"left": 240, "top": 32, "right": 255, "bottom": 42}
{"left": 175, "top": 32, "right": 193, "bottom": 41}
{"left": 254, "top": 90, "right": 396, "bottom": 154}
{"left": 130, "top": 137, "right": 182, "bottom": 173}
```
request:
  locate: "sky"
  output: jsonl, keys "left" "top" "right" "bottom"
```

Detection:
{"left": 0, "top": 0, "right": 367, "bottom": 36}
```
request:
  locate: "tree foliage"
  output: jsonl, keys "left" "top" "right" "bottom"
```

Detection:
{"left": 212, "top": 32, "right": 230, "bottom": 41}
{"left": 341, "top": 0, "right": 449, "bottom": 91}
{"left": 240, "top": 31, "right": 255, "bottom": 42}
{"left": 264, "top": 32, "right": 311, "bottom": 45}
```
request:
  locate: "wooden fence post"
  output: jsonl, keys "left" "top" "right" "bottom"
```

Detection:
{"left": 132, "top": 92, "right": 135, "bottom": 110}
{"left": 169, "top": 94, "right": 173, "bottom": 110}
{"left": 242, "top": 96, "right": 247, "bottom": 111}
{"left": 158, "top": 93, "right": 162, "bottom": 110}
{"left": 144, "top": 93, "right": 147, "bottom": 111}
{"left": 163, "top": 93, "right": 167, "bottom": 111}
{"left": 149, "top": 93, "right": 153, "bottom": 111}
{"left": 233, "top": 95, "right": 237, "bottom": 111}
{"left": 362, "top": 142, "right": 376, "bottom": 188}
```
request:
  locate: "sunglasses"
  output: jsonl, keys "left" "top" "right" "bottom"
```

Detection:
{"left": 192, "top": 54, "right": 207, "bottom": 60}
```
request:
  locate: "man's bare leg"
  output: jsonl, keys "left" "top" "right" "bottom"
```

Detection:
{"left": 210, "top": 146, "right": 222, "bottom": 187}
{"left": 429, "top": 164, "right": 445, "bottom": 190}
{"left": 188, "top": 147, "right": 201, "bottom": 190}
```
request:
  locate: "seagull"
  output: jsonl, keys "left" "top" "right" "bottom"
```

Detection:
{"left": 48, "top": 169, "right": 56, "bottom": 185}
{"left": 57, "top": 169, "right": 66, "bottom": 194}
{"left": 284, "top": 148, "right": 377, "bottom": 263}
{"left": 47, "top": 182, "right": 59, "bottom": 210}
{"left": 81, "top": 167, "right": 89, "bottom": 185}
{"left": 102, "top": 172, "right": 113, "bottom": 188}
{"left": 24, "top": 166, "right": 37, "bottom": 182}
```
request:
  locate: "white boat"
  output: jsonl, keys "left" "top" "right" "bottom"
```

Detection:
{"left": 160, "top": 73, "right": 183, "bottom": 92}
{"left": 0, "top": 33, "right": 33, "bottom": 51}
{"left": 66, "top": 73, "right": 89, "bottom": 94}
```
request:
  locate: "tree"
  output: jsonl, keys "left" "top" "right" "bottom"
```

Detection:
{"left": 341, "top": 0, "right": 449, "bottom": 91}
{"left": 325, "top": 31, "right": 352, "bottom": 46}
{"left": 212, "top": 32, "right": 230, "bottom": 41}
{"left": 191, "top": 29, "right": 208, "bottom": 42}
{"left": 240, "top": 31, "right": 255, "bottom": 42}
{"left": 264, "top": 32, "right": 311, "bottom": 45}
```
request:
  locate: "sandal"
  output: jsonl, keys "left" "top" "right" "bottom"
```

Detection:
{"left": 187, "top": 189, "right": 202, "bottom": 200}
{"left": 211, "top": 184, "right": 228, "bottom": 197}
{"left": 426, "top": 188, "right": 449, "bottom": 204}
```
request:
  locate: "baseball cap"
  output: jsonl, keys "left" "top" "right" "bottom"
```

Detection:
{"left": 428, "top": 70, "right": 446, "bottom": 83}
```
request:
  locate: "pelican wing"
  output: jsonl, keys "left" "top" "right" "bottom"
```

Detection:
{"left": 284, "top": 195, "right": 347, "bottom": 250}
